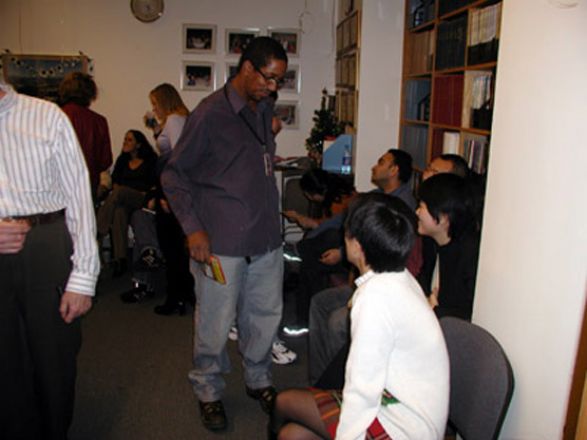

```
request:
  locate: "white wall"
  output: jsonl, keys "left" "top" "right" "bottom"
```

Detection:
{"left": 353, "top": 0, "right": 404, "bottom": 191}
{"left": 353, "top": 0, "right": 587, "bottom": 437}
{"left": 473, "top": 0, "right": 587, "bottom": 438}
{"left": 0, "top": 0, "right": 337, "bottom": 159}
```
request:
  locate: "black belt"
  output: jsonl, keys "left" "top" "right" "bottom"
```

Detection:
{"left": 11, "top": 209, "right": 65, "bottom": 226}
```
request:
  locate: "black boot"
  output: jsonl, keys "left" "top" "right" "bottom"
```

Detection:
{"left": 153, "top": 301, "right": 186, "bottom": 316}
{"left": 120, "top": 282, "right": 154, "bottom": 303}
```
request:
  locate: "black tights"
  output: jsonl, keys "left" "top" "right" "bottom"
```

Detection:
{"left": 272, "top": 389, "right": 331, "bottom": 440}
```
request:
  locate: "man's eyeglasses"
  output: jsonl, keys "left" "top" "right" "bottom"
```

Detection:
{"left": 253, "top": 65, "right": 285, "bottom": 88}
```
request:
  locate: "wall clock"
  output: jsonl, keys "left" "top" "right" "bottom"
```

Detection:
{"left": 130, "top": 0, "right": 164, "bottom": 23}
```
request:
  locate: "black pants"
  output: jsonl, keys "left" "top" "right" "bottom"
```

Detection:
{"left": 295, "top": 228, "right": 348, "bottom": 326}
{"left": 156, "top": 211, "right": 194, "bottom": 305}
{"left": 0, "top": 218, "right": 81, "bottom": 440}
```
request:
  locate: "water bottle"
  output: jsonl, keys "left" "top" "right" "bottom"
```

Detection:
{"left": 341, "top": 146, "right": 352, "bottom": 174}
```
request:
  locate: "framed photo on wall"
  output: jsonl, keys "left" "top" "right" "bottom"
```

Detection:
{"left": 274, "top": 101, "right": 299, "bottom": 130}
{"left": 268, "top": 28, "right": 301, "bottom": 57}
{"left": 280, "top": 65, "right": 300, "bottom": 94}
{"left": 1, "top": 53, "right": 90, "bottom": 103}
{"left": 183, "top": 24, "right": 217, "bottom": 54}
{"left": 225, "top": 28, "right": 260, "bottom": 55}
{"left": 181, "top": 61, "right": 215, "bottom": 91}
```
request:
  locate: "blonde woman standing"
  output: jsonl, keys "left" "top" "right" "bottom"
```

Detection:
{"left": 145, "top": 84, "right": 194, "bottom": 315}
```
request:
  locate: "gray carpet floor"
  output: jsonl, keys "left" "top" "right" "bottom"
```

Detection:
{"left": 69, "top": 269, "right": 309, "bottom": 439}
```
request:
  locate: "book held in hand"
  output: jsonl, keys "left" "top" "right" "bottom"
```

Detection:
{"left": 201, "top": 255, "right": 227, "bottom": 284}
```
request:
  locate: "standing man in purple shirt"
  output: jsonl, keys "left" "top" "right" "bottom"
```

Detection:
{"left": 162, "top": 37, "right": 288, "bottom": 431}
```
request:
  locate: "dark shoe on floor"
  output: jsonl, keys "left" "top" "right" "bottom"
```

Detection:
{"left": 120, "top": 283, "right": 154, "bottom": 303}
{"left": 246, "top": 386, "right": 277, "bottom": 414}
{"left": 199, "top": 400, "right": 227, "bottom": 431}
{"left": 133, "top": 247, "right": 164, "bottom": 272}
{"left": 153, "top": 301, "right": 186, "bottom": 316}
{"left": 112, "top": 259, "right": 128, "bottom": 278}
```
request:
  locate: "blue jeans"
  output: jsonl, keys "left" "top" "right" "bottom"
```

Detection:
{"left": 188, "top": 248, "right": 283, "bottom": 402}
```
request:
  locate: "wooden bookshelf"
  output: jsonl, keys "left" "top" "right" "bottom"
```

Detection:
{"left": 399, "top": 0, "right": 502, "bottom": 173}
{"left": 335, "top": 1, "right": 361, "bottom": 132}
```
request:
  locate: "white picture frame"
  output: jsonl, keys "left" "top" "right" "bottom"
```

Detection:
{"left": 268, "top": 28, "right": 301, "bottom": 57}
{"left": 181, "top": 61, "right": 215, "bottom": 91}
{"left": 225, "top": 28, "right": 260, "bottom": 55}
{"left": 274, "top": 101, "right": 299, "bottom": 130}
{"left": 280, "top": 64, "right": 300, "bottom": 94}
{"left": 183, "top": 24, "right": 217, "bottom": 54}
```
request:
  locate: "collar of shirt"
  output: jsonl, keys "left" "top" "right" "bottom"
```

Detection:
{"left": 0, "top": 83, "right": 17, "bottom": 116}
{"left": 224, "top": 81, "right": 269, "bottom": 115}
{"left": 354, "top": 270, "right": 376, "bottom": 287}
{"left": 348, "top": 270, "right": 376, "bottom": 308}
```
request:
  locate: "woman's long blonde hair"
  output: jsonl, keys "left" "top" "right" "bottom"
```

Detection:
{"left": 150, "top": 83, "right": 189, "bottom": 125}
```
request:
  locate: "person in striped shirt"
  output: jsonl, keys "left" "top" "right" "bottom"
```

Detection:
{"left": 0, "top": 81, "right": 99, "bottom": 439}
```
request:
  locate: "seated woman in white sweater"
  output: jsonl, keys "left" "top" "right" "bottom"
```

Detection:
{"left": 273, "top": 193, "right": 450, "bottom": 440}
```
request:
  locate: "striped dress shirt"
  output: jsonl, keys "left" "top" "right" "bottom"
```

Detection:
{"left": 0, "top": 83, "right": 99, "bottom": 296}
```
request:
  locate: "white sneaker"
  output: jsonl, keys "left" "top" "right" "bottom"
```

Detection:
{"left": 272, "top": 339, "right": 297, "bottom": 365}
{"left": 228, "top": 326, "right": 238, "bottom": 341}
{"left": 282, "top": 325, "right": 309, "bottom": 337}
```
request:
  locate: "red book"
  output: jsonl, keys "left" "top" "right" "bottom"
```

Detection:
{"left": 432, "top": 75, "right": 464, "bottom": 126}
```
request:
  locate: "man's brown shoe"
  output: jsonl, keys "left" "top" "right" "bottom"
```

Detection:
{"left": 246, "top": 386, "right": 277, "bottom": 414}
{"left": 199, "top": 400, "right": 227, "bottom": 431}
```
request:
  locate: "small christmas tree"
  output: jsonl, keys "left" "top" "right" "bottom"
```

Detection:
{"left": 305, "top": 89, "right": 345, "bottom": 165}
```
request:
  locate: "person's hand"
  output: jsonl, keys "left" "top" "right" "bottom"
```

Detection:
{"left": 297, "top": 215, "right": 318, "bottom": 229}
{"left": 282, "top": 211, "right": 318, "bottom": 229}
{"left": 59, "top": 291, "right": 93, "bottom": 324}
{"left": 428, "top": 287, "right": 439, "bottom": 309}
{"left": 320, "top": 248, "right": 342, "bottom": 266}
{"left": 143, "top": 111, "right": 160, "bottom": 131}
{"left": 282, "top": 210, "right": 299, "bottom": 222}
{"left": 271, "top": 116, "right": 283, "bottom": 136}
{"left": 0, "top": 220, "right": 31, "bottom": 254}
{"left": 159, "top": 199, "right": 171, "bottom": 214}
{"left": 187, "top": 230, "right": 211, "bottom": 263}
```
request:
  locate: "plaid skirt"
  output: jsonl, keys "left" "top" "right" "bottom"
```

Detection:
{"left": 310, "top": 388, "right": 391, "bottom": 440}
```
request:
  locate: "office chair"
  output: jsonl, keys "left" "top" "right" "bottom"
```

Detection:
{"left": 440, "top": 316, "right": 515, "bottom": 440}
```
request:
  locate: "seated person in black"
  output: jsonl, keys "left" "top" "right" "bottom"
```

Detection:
{"left": 97, "top": 130, "right": 157, "bottom": 276}
{"left": 416, "top": 173, "right": 481, "bottom": 321}
{"left": 283, "top": 169, "right": 357, "bottom": 333}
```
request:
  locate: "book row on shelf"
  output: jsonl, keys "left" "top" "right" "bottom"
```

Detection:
{"left": 335, "top": 52, "right": 358, "bottom": 88}
{"left": 435, "top": 14, "right": 468, "bottom": 70}
{"left": 468, "top": 2, "right": 502, "bottom": 65}
{"left": 405, "top": 1, "right": 502, "bottom": 73}
{"left": 432, "top": 130, "right": 489, "bottom": 175}
{"left": 462, "top": 70, "right": 493, "bottom": 129}
{"left": 399, "top": 127, "right": 494, "bottom": 177}
{"left": 405, "top": 30, "right": 434, "bottom": 75}
{"left": 335, "top": 4, "right": 360, "bottom": 131}
{"left": 336, "top": 11, "right": 360, "bottom": 55}
{"left": 403, "top": 79, "right": 430, "bottom": 121}
{"left": 408, "top": 0, "right": 499, "bottom": 29}
{"left": 403, "top": 69, "right": 493, "bottom": 128}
